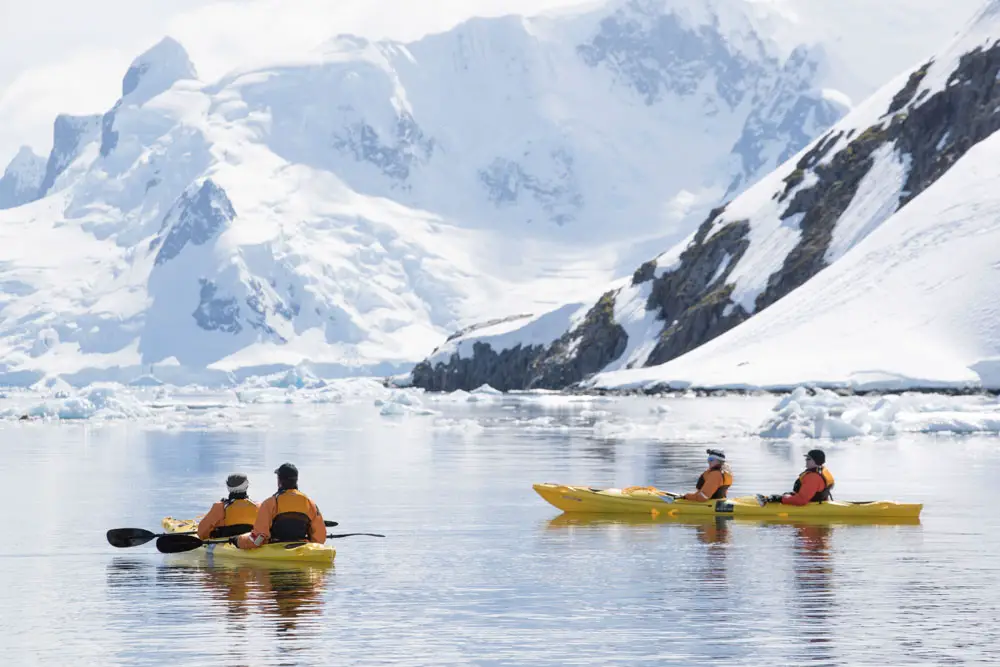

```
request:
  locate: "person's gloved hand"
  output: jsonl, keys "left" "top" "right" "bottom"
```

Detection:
{"left": 228, "top": 537, "right": 240, "bottom": 547}
{"left": 768, "top": 494, "right": 784, "bottom": 504}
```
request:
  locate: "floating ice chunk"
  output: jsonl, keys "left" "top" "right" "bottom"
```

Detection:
{"left": 757, "top": 386, "right": 1000, "bottom": 438}
{"left": 433, "top": 418, "right": 485, "bottom": 434}
{"left": 379, "top": 401, "right": 437, "bottom": 416}
{"left": 6, "top": 384, "right": 153, "bottom": 421}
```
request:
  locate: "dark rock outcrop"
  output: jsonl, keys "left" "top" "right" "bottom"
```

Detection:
{"left": 333, "top": 113, "right": 433, "bottom": 180}
{"left": 578, "top": 2, "right": 768, "bottom": 107}
{"left": 411, "top": 292, "right": 627, "bottom": 391}
{"left": 150, "top": 180, "right": 236, "bottom": 265}
{"left": 0, "top": 147, "right": 46, "bottom": 210}
{"left": 643, "top": 212, "right": 752, "bottom": 365}
{"left": 193, "top": 280, "right": 242, "bottom": 333}
{"left": 37, "top": 114, "right": 102, "bottom": 197}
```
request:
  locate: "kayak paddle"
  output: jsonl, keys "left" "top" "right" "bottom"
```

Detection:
{"left": 107, "top": 520, "right": 339, "bottom": 549}
{"left": 153, "top": 531, "right": 385, "bottom": 553}
{"left": 107, "top": 528, "right": 193, "bottom": 548}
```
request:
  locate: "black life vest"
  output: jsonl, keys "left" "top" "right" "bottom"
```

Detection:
{"left": 695, "top": 468, "right": 733, "bottom": 500}
{"left": 269, "top": 488, "right": 313, "bottom": 542}
{"left": 792, "top": 467, "right": 835, "bottom": 502}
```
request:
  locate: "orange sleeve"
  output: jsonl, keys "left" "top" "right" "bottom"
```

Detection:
{"left": 197, "top": 502, "right": 226, "bottom": 540}
{"left": 683, "top": 470, "right": 721, "bottom": 502}
{"left": 309, "top": 501, "right": 327, "bottom": 544}
{"left": 782, "top": 474, "right": 824, "bottom": 506}
{"left": 238, "top": 497, "right": 276, "bottom": 549}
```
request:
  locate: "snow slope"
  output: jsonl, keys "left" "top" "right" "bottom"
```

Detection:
{"left": 592, "top": 109, "right": 1000, "bottom": 391}
{"left": 0, "top": 0, "right": 852, "bottom": 386}
{"left": 414, "top": 0, "right": 1000, "bottom": 392}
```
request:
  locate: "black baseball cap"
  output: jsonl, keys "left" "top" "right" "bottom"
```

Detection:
{"left": 274, "top": 462, "right": 298, "bottom": 478}
{"left": 805, "top": 449, "right": 826, "bottom": 465}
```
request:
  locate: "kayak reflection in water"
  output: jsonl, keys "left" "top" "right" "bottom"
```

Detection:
{"left": 791, "top": 523, "right": 835, "bottom": 655}
{"left": 693, "top": 516, "right": 731, "bottom": 546}
{"left": 757, "top": 449, "right": 836, "bottom": 507}
{"left": 197, "top": 473, "right": 259, "bottom": 539}
{"left": 681, "top": 449, "right": 734, "bottom": 502}
{"left": 236, "top": 463, "right": 328, "bottom": 549}
{"left": 199, "top": 564, "right": 329, "bottom": 626}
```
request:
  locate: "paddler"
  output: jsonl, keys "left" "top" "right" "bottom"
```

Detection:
{"left": 197, "top": 473, "right": 259, "bottom": 539}
{"left": 681, "top": 449, "right": 733, "bottom": 501}
{"left": 236, "top": 463, "right": 327, "bottom": 548}
{"left": 757, "top": 449, "right": 835, "bottom": 506}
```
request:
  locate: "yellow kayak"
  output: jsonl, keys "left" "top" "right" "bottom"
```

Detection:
{"left": 533, "top": 483, "right": 923, "bottom": 519}
{"left": 544, "top": 511, "right": 921, "bottom": 528}
{"left": 162, "top": 517, "right": 336, "bottom": 564}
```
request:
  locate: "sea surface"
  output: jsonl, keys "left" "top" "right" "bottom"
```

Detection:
{"left": 2, "top": 392, "right": 997, "bottom": 665}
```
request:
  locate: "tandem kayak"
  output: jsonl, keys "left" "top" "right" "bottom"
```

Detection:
{"left": 161, "top": 517, "right": 336, "bottom": 564}
{"left": 532, "top": 483, "right": 923, "bottom": 519}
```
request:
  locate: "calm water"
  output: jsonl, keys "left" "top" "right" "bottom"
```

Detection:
{"left": 2, "top": 394, "right": 999, "bottom": 665}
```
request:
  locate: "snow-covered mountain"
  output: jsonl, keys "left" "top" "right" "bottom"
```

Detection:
{"left": 412, "top": 0, "right": 1000, "bottom": 392}
{"left": 0, "top": 0, "right": 853, "bottom": 385}
{"left": 0, "top": 147, "right": 46, "bottom": 210}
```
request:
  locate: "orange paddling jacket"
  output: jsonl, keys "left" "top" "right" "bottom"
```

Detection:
{"left": 782, "top": 467, "right": 835, "bottom": 505}
{"left": 197, "top": 497, "right": 259, "bottom": 539}
{"left": 683, "top": 467, "right": 733, "bottom": 502}
{"left": 238, "top": 488, "right": 326, "bottom": 549}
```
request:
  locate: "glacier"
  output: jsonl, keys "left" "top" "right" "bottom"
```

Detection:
{"left": 0, "top": 0, "right": 854, "bottom": 387}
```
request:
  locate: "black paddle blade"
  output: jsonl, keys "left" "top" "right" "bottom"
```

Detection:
{"left": 155, "top": 534, "right": 207, "bottom": 554}
{"left": 107, "top": 528, "right": 157, "bottom": 548}
{"left": 324, "top": 520, "right": 339, "bottom": 527}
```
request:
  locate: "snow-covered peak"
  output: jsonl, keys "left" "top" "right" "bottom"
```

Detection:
{"left": 575, "top": 0, "right": 772, "bottom": 107}
{"left": 0, "top": 147, "right": 46, "bottom": 210}
{"left": 38, "top": 114, "right": 102, "bottom": 198}
{"left": 120, "top": 36, "right": 198, "bottom": 104}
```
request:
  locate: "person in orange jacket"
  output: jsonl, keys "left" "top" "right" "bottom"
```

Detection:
{"left": 236, "top": 463, "right": 327, "bottom": 549}
{"left": 757, "top": 449, "right": 835, "bottom": 506}
{"left": 197, "top": 473, "right": 259, "bottom": 539}
{"left": 682, "top": 449, "right": 733, "bottom": 501}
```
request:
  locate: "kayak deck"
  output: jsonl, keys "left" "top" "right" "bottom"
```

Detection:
{"left": 533, "top": 483, "right": 923, "bottom": 519}
{"left": 162, "top": 517, "right": 336, "bottom": 564}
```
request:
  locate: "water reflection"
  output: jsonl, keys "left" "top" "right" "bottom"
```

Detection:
{"left": 789, "top": 523, "right": 835, "bottom": 664}
{"left": 106, "top": 556, "right": 331, "bottom": 663}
